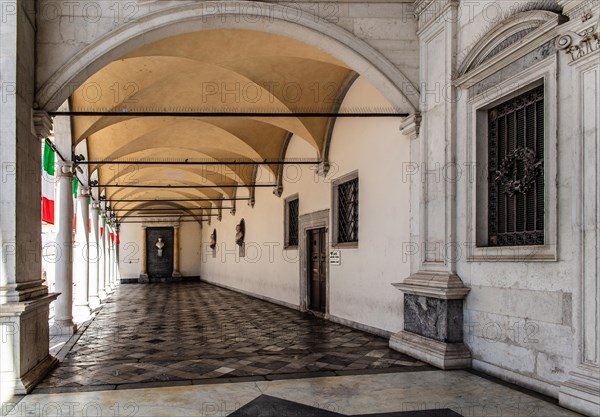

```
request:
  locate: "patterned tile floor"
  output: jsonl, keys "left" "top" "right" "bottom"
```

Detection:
{"left": 36, "top": 283, "right": 432, "bottom": 393}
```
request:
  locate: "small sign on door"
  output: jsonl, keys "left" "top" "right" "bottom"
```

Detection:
{"left": 329, "top": 249, "right": 341, "bottom": 265}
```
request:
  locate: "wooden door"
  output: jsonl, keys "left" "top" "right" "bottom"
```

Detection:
{"left": 308, "top": 228, "right": 327, "bottom": 313}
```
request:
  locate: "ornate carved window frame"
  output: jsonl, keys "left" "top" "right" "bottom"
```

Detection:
{"left": 464, "top": 58, "right": 558, "bottom": 262}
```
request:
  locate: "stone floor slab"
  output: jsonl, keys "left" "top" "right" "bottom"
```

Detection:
{"left": 36, "top": 283, "right": 429, "bottom": 392}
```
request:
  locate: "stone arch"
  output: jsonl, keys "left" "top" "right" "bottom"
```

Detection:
{"left": 36, "top": 1, "right": 419, "bottom": 113}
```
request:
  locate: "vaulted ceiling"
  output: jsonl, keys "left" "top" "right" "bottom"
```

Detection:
{"left": 70, "top": 29, "right": 356, "bottom": 223}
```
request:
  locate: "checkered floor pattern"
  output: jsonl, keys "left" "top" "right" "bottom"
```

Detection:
{"left": 36, "top": 283, "right": 431, "bottom": 392}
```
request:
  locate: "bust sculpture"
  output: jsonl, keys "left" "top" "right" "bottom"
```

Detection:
{"left": 235, "top": 222, "right": 245, "bottom": 246}
{"left": 209, "top": 229, "right": 217, "bottom": 250}
{"left": 156, "top": 237, "right": 164, "bottom": 257}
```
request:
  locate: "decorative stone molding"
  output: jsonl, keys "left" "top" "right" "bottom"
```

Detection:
{"left": 456, "top": 11, "right": 565, "bottom": 80}
{"left": 399, "top": 112, "right": 421, "bottom": 140}
{"left": 556, "top": 25, "right": 600, "bottom": 62}
{"left": 393, "top": 271, "right": 471, "bottom": 300}
{"left": 32, "top": 110, "right": 52, "bottom": 139}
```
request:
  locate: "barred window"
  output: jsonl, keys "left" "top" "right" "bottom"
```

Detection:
{"left": 488, "top": 85, "right": 544, "bottom": 247}
{"left": 337, "top": 177, "right": 359, "bottom": 243}
{"left": 287, "top": 198, "right": 299, "bottom": 247}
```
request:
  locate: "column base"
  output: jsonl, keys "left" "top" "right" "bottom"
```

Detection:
{"left": 559, "top": 368, "right": 600, "bottom": 417}
{"left": 73, "top": 304, "right": 91, "bottom": 322}
{"left": 50, "top": 320, "right": 77, "bottom": 337}
{"left": 0, "top": 293, "right": 59, "bottom": 401}
{"left": 139, "top": 273, "right": 149, "bottom": 283}
{"left": 89, "top": 296, "right": 101, "bottom": 310}
{"left": 98, "top": 289, "right": 108, "bottom": 301}
{"left": 390, "top": 330, "right": 471, "bottom": 370}
{"left": 2, "top": 354, "right": 59, "bottom": 397}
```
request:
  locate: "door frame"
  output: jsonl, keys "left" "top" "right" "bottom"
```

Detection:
{"left": 146, "top": 226, "right": 175, "bottom": 279}
{"left": 299, "top": 209, "right": 329, "bottom": 315}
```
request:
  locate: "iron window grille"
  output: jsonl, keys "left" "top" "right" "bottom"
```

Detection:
{"left": 488, "top": 85, "right": 544, "bottom": 247}
{"left": 288, "top": 198, "right": 299, "bottom": 247}
{"left": 337, "top": 177, "right": 359, "bottom": 243}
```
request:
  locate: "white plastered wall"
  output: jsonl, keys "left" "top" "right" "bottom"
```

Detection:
{"left": 200, "top": 77, "right": 412, "bottom": 334}
{"left": 118, "top": 221, "right": 202, "bottom": 279}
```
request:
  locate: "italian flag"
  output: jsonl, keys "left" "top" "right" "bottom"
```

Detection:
{"left": 42, "top": 142, "right": 55, "bottom": 224}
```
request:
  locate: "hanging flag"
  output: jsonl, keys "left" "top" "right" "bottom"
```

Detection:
{"left": 72, "top": 176, "right": 79, "bottom": 198}
{"left": 41, "top": 142, "right": 55, "bottom": 224}
{"left": 100, "top": 212, "right": 104, "bottom": 238}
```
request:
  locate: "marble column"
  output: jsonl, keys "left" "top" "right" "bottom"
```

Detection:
{"left": 107, "top": 230, "right": 114, "bottom": 291}
{"left": 113, "top": 226, "right": 120, "bottom": 286}
{"left": 89, "top": 204, "right": 100, "bottom": 309}
{"left": 73, "top": 186, "right": 91, "bottom": 320}
{"left": 139, "top": 226, "right": 149, "bottom": 283}
{"left": 98, "top": 212, "right": 107, "bottom": 300}
{"left": 389, "top": 0, "right": 471, "bottom": 369}
{"left": 0, "top": 110, "right": 59, "bottom": 399}
{"left": 172, "top": 225, "right": 182, "bottom": 279}
{"left": 53, "top": 160, "right": 77, "bottom": 335}
{"left": 103, "top": 222, "right": 112, "bottom": 294}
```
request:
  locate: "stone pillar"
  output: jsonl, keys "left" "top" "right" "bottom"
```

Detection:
{"left": 139, "top": 226, "right": 149, "bottom": 283}
{"left": 172, "top": 225, "right": 182, "bottom": 279}
{"left": 98, "top": 212, "right": 107, "bottom": 300}
{"left": 113, "top": 226, "right": 120, "bottom": 286}
{"left": 103, "top": 221, "right": 112, "bottom": 294}
{"left": 53, "top": 160, "right": 77, "bottom": 335}
{"left": 89, "top": 203, "right": 100, "bottom": 309}
{"left": 0, "top": 95, "right": 59, "bottom": 399}
{"left": 73, "top": 186, "right": 90, "bottom": 320}
{"left": 107, "top": 230, "right": 114, "bottom": 291}
{"left": 557, "top": 2, "right": 600, "bottom": 415}
{"left": 389, "top": 0, "right": 471, "bottom": 369}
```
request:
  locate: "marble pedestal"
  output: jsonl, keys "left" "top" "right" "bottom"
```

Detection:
{"left": 390, "top": 272, "right": 471, "bottom": 370}
{"left": 0, "top": 293, "right": 59, "bottom": 399}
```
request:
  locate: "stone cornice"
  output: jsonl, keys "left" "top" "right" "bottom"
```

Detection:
{"left": 392, "top": 271, "right": 470, "bottom": 300}
{"left": 414, "top": 0, "right": 458, "bottom": 32}
{"left": 558, "top": 0, "right": 600, "bottom": 20}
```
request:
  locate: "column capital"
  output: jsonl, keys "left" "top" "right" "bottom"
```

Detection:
{"left": 77, "top": 186, "right": 91, "bottom": 198}
{"left": 56, "top": 160, "right": 75, "bottom": 176}
{"left": 91, "top": 202, "right": 100, "bottom": 210}
{"left": 32, "top": 110, "right": 52, "bottom": 140}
